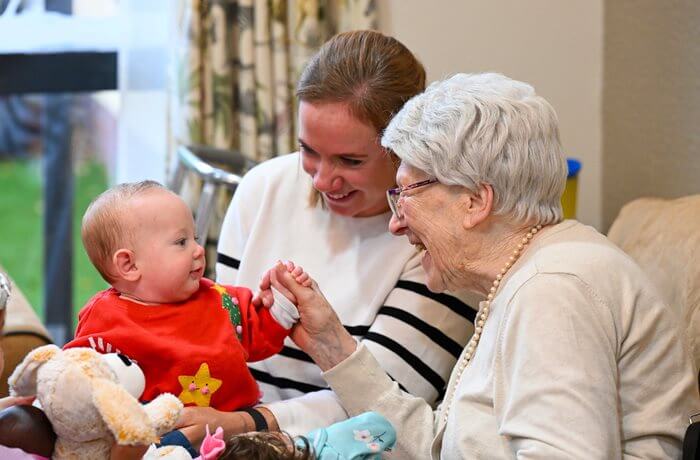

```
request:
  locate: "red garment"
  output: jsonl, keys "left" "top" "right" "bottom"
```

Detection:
{"left": 64, "top": 278, "right": 289, "bottom": 411}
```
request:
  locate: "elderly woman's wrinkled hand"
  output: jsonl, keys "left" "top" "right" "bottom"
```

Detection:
{"left": 269, "top": 263, "right": 357, "bottom": 371}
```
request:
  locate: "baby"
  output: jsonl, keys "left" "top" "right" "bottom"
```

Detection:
{"left": 64, "top": 181, "right": 309, "bottom": 412}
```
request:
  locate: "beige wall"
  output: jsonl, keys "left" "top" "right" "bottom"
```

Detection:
{"left": 378, "top": 0, "right": 604, "bottom": 228}
{"left": 603, "top": 1, "right": 700, "bottom": 229}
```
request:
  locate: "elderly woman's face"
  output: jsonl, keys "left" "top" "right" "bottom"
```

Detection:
{"left": 389, "top": 164, "right": 466, "bottom": 293}
{"left": 298, "top": 101, "right": 397, "bottom": 217}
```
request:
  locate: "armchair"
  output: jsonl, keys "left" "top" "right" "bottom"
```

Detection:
{"left": 0, "top": 267, "right": 52, "bottom": 397}
{"left": 607, "top": 195, "right": 700, "bottom": 376}
{"left": 607, "top": 195, "right": 700, "bottom": 460}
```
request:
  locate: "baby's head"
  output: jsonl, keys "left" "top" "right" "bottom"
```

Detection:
{"left": 220, "top": 431, "right": 313, "bottom": 459}
{"left": 82, "top": 181, "right": 205, "bottom": 304}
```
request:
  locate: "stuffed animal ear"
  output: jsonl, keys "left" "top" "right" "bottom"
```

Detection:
{"left": 92, "top": 378, "right": 159, "bottom": 446}
{"left": 8, "top": 344, "right": 60, "bottom": 397}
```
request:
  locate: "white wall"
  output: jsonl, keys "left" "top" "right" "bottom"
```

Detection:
{"left": 602, "top": 0, "right": 700, "bottom": 229}
{"left": 378, "top": 0, "right": 603, "bottom": 228}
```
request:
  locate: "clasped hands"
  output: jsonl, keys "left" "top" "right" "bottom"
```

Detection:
{"left": 174, "top": 261, "right": 355, "bottom": 449}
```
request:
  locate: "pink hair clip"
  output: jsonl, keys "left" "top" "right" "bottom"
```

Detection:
{"left": 194, "top": 425, "right": 225, "bottom": 460}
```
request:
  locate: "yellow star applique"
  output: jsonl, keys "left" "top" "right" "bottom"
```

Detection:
{"left": 211, "top": 284, "right": 227, "bottom": 295}
{"left": 177, "top": 363, "right": 223, "bottom": 407}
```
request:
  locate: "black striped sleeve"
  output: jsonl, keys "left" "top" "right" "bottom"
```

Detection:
{"left": 276, "top": 320, "right": 371, "bottom": 363}
{"left": 217, "top": 252, "right": 240, "bottom": 270}
{"left": 358, "top": 277, "right": 477, "bottom": 403}
{"left": 250, "top": 368, "right": 327, "bottom": 393}
{"left": 251, "top": 364, "right": 409, "bottom": 395}
{"left": 364, "top": 331, "right": 446, "bottom": 392}
{"left": 395, "top": 280, "right": 477, "bottom": 322}
{"left": 378, "top": 306, "right": 463, "bottom": 358}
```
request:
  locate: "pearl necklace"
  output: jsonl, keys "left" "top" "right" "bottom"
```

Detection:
{"left": 441, "top": 224, "right": 542, "bottom": 423}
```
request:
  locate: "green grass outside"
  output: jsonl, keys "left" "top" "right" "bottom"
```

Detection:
{"left": 0, "top": 158, "right": 108, "bottom": 325}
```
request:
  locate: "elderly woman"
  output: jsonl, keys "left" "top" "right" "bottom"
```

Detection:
{"left": 268, "top": 73, "right": 700, "bottom": 458}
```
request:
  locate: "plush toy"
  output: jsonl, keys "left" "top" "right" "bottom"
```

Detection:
{"left": 8, "top": 345, "right": 183, "bottom": 460}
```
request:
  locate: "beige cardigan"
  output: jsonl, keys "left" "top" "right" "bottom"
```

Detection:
{"left": 324, "top": 221, "right": 700, "bottom": 459}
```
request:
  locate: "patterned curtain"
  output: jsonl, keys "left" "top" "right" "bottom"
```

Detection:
{"left": 170, "top": 0, "right": 377, "bottom": 160}
{"left": 169, "top": 0, "right": 377, "bottom": 274}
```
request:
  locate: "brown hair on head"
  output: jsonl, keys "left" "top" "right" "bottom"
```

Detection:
{"left": 297, "top": 30, "right": 426, "bottom": 134}
{"left": 220, "top": 432, "right": 314, "bottom": 460}
{"left": 297, "top": 30, "right": 426, "bottom": 207}
{"left": 81, "top": 180, "right": 166, "bottom": 283}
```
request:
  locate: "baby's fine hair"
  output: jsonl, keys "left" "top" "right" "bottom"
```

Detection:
{"left": 81, "top": 180, "right": 166, "bottom": 283}
{"left": 220, "top": 432, "right": 314, "bottom": 460}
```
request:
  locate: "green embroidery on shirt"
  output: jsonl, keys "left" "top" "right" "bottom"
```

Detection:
{"left": 213, "top": 284, "right": 243, "bottom": 341}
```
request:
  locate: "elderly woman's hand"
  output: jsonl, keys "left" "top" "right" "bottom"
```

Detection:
{"left": 268, "top": 263, "right": 357, "bottom": 371}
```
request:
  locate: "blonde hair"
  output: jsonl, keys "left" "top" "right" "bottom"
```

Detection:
{"left": 297, "top": 30, "right": 426, "bottom": 206}
{"left": 81, "top": 180, "right": 166, "bottom": 283}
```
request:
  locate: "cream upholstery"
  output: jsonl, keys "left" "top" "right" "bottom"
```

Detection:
{"left": 608, "top": 195, "right": 700, "bottom": 376}
{"left": 0, "top": 265, "right": 52, "bottom": 396}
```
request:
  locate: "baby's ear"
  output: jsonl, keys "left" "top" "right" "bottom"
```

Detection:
{"left": 113, "top": 249, "right": 140, "bottom": 281}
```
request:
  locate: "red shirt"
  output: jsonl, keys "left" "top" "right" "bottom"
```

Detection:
{"left": 64, "top": 278, "right": 289, "bottom": 411}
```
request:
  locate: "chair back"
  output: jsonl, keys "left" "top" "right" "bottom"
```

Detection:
{"left": 169, "top": 145, "right": 257, "bottom": 247}
{"left": 608, "top": 195, "right": 700, "bottom": 375}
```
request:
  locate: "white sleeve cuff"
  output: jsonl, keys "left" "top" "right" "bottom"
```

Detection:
{"left": 269, "top": 286, "right": 299, "bottom": 329}
{"left": 262, "top": 390, "right": 349, "bottom": 436}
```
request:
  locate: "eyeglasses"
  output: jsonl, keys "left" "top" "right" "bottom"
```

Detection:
{"left": 386, "top": 178, "right": 439, "bottom": 218}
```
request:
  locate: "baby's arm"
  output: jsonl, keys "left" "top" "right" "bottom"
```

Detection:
{"left": 234, "top": 262, "right": 314, "bottom": 361}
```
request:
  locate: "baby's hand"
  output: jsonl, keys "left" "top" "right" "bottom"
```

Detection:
{"left": 286, "top": 261, "right": 312, "bottom": 288}
{"left": 253, "top": 260, "right": 312, "bottom": 308}
{"left": 269, "top": 261, "right": 313, "bottom": 305}
{"left": 268, "top": 260, "right": 317, "bottom": 301}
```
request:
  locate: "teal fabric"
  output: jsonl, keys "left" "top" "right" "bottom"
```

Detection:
{"left": 297, "top": 412, "right": 396, "bottom": 459}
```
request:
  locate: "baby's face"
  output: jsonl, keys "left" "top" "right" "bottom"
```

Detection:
{"left": 127, "top": 189, "right": 205, "bottom": 303}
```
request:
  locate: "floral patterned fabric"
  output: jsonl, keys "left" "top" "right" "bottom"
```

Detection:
{"left": 170, "top": 0, "right": 377, "bottom": 161}
{"left": 297, "top": 411, "right": 396, "bottom": 459}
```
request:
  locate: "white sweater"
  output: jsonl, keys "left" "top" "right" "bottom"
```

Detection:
{"left": 324, "top": 220, "right": 700, "bottom": 459}
{"left": 216, "top": 153, "right": 479, "bottom": 435}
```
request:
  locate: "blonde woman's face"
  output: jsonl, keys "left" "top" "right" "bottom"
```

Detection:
{"left": 298, "top": 101, "right": 397, "bottom": 218}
